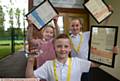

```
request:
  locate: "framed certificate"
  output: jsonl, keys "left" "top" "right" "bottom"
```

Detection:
{"left": 26, "top": 0, "right": 58, "bottom": 29}
{"left": 88, "top": 25, "right": 118, "bottom": 67}
{"left": 83, "top": 0, "right": 113, "bottom": 24}
{"left": 33, "top": 0, "right": 85, "bottom": 8}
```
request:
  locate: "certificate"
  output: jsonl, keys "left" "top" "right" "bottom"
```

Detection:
{"left": 26, "top": 0, "right": 58, "bottom": 29}
{"left": 84, "top": 0, "right": 113, "bottom": 24}
{"left": 33, "top": 0, "right": 84, "bottom": 8}
{"left": 88, "top": 26, "right": 118, "bottom": 67}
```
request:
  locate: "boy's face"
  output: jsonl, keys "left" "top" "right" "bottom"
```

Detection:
{"left": 70, "top": 19, "right": 82, "bottom": 35}
{"left": 43, "top": 27, "right": 54, "bottom": 41}
{"left": 54, "top": 38, "right": 71, "bottom": 59}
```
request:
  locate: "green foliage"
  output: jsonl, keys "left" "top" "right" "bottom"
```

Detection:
{"left": 0, "top": 27, "right": 25, "bottom": 40}
{"left": 8, "top": 8, "right": 14, "bottom": 26}
{"left": 15, "top": 8, "right": 21, "bottom": 28}
{"left": 0, "top": 5, "right": 5, "bottom": 33}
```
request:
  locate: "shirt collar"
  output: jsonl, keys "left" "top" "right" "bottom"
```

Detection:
{"left": 55, "top": 58, "right": 69, "bottom": 67}
{"left": 71, "top": 32, "right": 83, "bottom": 37}
{"left": 71, "top": 34, "right": 78, "bottom": 38}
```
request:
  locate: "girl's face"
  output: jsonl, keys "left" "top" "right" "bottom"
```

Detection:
{"left": 42, "top": 27, "right": 54, "bottom": 41}
{"left": 54, "top": 38, "right": 71, "bottom": 59}
{"left": 70, "top": 19, "right": 82, "bottom": 35}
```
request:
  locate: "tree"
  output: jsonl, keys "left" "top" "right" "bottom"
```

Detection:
{"left": 15, "top": 8, "right": 21, "bottom": 28}
{"left": 9, "top": 8, "right": 15, "bottom": 53}
{"left": 0, "top": 5, "right": 5, "bottom": 38}
{"left": 15, "top": 8, "right": 21, "bottom": 39}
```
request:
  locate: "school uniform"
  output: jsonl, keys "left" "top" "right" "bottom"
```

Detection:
{"left": 34, "top": 57, "right": 91, "bottom": 81}
{"left": 70, "top": 31, "right": 97, "bottom": 81}
{"left": 32, "top": 39, "right": 56, "bottom": 68}
{"left": 70, "top": 31, "right": 90, "bottom": 60}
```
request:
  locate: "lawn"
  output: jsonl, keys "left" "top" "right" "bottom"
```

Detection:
{"left": 0, "top": 40, "right": 24, "bottom": 59}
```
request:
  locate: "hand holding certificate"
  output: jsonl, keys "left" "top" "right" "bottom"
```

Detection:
{"left": 26, "top": 0, "right": 58, "bottom": 29}
{"left": 84, "top": 0, "right": 113, "bottom": 23}
{"left": 88, "top": 26, "right": 118, "bottom": 67}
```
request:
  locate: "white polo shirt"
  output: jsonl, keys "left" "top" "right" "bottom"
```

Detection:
{"left": 70, "top": 31, "right": 90, "bottom": 60}
{"left": 34, "top": 57, "right": 91, "bottom": 81}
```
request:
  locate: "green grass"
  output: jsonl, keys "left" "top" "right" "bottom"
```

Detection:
{"left": 0, "top": 40, "right": 24, "bottom": 59}
{"left": 0, "top": 40, "right": 11, "bottom": 44}
{"left": 0, "top": 40, "right": 23, "bottom": 44}
{"left": 0, "top": 46, "right": 11, "bottom": 59}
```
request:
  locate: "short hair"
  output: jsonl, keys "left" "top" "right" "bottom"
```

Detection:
{"left": 55, "top": 33, "right": 69, "bottom": 40}
{"left": 53, "top": 33, "right": 71, "bottom": 57}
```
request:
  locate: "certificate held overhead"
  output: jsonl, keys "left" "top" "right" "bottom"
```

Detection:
{"left": 84, "top": 0, "right": 113, "bottom": 24}
{"left": 26, "top": 0, "right": 58, "bottom": 29}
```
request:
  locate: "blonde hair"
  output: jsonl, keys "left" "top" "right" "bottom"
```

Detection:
{"left": 40, "top": 25, "right": 56, "bottom": 38}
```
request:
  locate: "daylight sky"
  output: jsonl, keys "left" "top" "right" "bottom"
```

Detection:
{"left": 1, "top": 0, "right": 28, "bottom": 30}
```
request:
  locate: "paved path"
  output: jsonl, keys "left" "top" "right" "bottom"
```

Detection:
{"left": 0, "top": 51, "right": 27, "bottom": 78}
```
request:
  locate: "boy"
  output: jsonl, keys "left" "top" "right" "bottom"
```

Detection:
{"left": 26, "top": 34, "right": 98, "bottom": 81}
